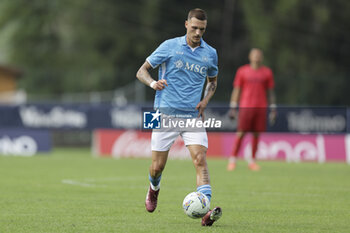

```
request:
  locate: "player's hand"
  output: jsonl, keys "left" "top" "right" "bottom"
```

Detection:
{"left": 269, "top": 109, "right": 277, "bottom": 125}
{"left": 228, "top": 108, "right": 237, "bottom": 120}
{"left": 151, "top": 79, "right": 168, "bottom": 90}
{"left": 196, "top": 100, "right": 208, "bottom": 121}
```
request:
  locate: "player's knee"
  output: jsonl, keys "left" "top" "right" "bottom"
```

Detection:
{"left": 237, "top": 131, "right": 245, "bottom": 138}
{"left": 193, "top": 152, "right": 207, "bottom": 168}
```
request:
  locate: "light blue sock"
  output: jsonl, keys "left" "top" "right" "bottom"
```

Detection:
{"left": 149, "top": 173, "right": 162, "bottom": 189}
{"left": 197, "top": 184, "right": 212, "bottom": 202}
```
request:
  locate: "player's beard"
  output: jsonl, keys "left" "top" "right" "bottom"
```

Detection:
{"left": 191, "top": 36, "right": 201, "bottom": 46}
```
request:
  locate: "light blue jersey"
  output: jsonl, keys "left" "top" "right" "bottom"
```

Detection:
{"left": 146, "top": 35, "right": 218, "bottom": 117}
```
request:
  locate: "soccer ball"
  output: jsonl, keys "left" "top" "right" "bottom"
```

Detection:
{"left": 182, "top": 192, "right": 210, "bottom": 218}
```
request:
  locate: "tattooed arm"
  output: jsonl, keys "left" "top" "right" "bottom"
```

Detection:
{"left": 196, "top": 76, "right": 218, "bottom": 120}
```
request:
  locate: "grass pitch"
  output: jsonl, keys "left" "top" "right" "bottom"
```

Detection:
{"left": 0, "top": 148, "right": 349, "bottom": 233}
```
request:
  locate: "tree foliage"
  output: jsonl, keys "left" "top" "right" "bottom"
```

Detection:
{"left": 0, "top": 0, "right": 349, "bottom": 105}
{"left": 239, "top": 0, "right": 350, "bottom": 105}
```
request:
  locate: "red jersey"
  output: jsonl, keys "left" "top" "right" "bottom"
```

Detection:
{"left": 233, "top": 64, "right": 274, "bottom": 108}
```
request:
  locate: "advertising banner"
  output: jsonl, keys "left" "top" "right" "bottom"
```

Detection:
{"left": 93, "top": 129, "right": 350, "bottom": 163}
{"left": 0, "top": 104, "right": 143, "bottom": 130}
{"left": 93, "top": 129, "right": 189, "bottom": 159}
{"left": 215, "top": 133, "right": 349, "bottom": 163}
{"left": 0, "top": 104, "right": 348, "bottom": 133}
{"left": 0, "top": 129, "right": 52, "bottom": 156}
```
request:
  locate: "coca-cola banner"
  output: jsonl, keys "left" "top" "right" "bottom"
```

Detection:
{"left": 93, "top": 129, "right": 189, "bottom": 159}
{"left": 93, "top": 129, "right": 350, "bottom": 163}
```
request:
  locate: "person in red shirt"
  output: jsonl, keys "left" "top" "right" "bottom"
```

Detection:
{"left": 227, "top": 48, "right": 276, "bottom": 171}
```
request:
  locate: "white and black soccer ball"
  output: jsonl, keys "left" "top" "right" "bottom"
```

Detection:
{"left": 182, "top": 192, "right": 210, "bottom": 218}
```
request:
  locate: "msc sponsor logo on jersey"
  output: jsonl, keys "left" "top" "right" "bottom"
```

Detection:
{"left": 174, "top": 60, "right": 207, "bottom": 76}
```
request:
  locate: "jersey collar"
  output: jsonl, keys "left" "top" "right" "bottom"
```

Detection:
{"left": 182, "top": 35, "right": 204, "bottom": 48}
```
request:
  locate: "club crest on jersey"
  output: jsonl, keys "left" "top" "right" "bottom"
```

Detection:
{"left": 175, "top": 60, "right": 184, "bottom": 69}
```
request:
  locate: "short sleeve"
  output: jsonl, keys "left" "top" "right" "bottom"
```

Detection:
{"left": 146, "top": 40, "right": 170, "bottom": 68}
{"left": 266, "top": 68, "right": 275, "bottom": 89}
{"left": 233, "top": 67, "right": 244, "bottom": 88}
{"left": 207, "top": 51, "right": 218, "bottom": 77}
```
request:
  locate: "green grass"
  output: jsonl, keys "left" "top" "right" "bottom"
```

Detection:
{"left": 0, "top": 148, "right": 350, "bottom": 233}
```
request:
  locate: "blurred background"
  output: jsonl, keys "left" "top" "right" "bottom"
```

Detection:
{"left": 0, "top": 0, "right": 349, "bottom": 105}
{"left": 0, "top": 0, "right": 349, "bottom": 159}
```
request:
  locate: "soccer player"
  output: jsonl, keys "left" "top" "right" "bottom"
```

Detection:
{"left": 227, "top": 48, "right": 276, "bottom": 171}
{"left": 136, "top": 8, "right": 222, "bottom": 226}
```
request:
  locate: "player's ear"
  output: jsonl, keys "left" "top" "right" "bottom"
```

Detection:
{"left": 185, "top": 20, "right": 188, "bottom": 29}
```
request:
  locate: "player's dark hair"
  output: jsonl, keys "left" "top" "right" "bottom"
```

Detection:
{"left": 187, "top": 8, "right": 207, "bottom": 21}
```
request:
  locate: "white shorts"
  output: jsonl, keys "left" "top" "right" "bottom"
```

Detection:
{"left": 151, "top": 131, "right": 208, "bottom": 151}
